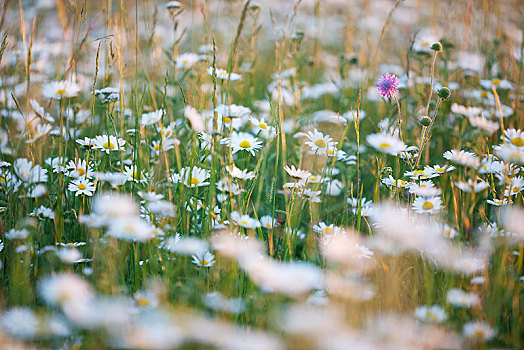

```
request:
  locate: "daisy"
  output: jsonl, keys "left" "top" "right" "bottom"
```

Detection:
{"left": 414, "top": 305, "right": 447, "bottom": 323}
{"left": 487, "top": 198, "right": 511, "bottom": 206}
{"left": 298, "top": 188, "right": 322, "bottom": 203}
{"left": 1, "top": 307, "right": 40, "bottom": 339}
{"left": 92, "top": 135, "right": 126, "bottom": 154}
{"left": 478, "top": 157, "right": 504, "bottom": 174}
{"left": 95, "top": 87, "right": 119, "bottom": 103}
{"left": 66, "top": 159, "right": 93, "bottom": 179}
{"left": 151, "top": 138, "right": 177, "bottom": 156}
{"left": 305, "top": 129, "right": 336, "bottom": 155}
{"left": 455, "top": 180, "right": 490, "bottom": 193}
{"left": 207, "top": 67, "right": 241, "bottom": 81}
{"left": 124, "top": 165, "right": 148, "bottom": 184}
{"left": 446, "top": 289, "right": 479, "bottom": 308}
{"left": 226, "top": 164, "right": 255, "bottom": 180}
{"left": 221, "top": 132, "right": 263, "bottom": 156}
{"left": 14, "top": 158, "right": 48, "bottom": 183}
{"left": 468, "top": 114, "right": 499, "bottom": 133}
{"left": 405, "top": 168, "right": 438, "bottom": 180}
{"left": 184, "top": 105, "right": 205, "bottom": 132}
{"left": 230, "top": 211, "right": 261, "bottom": 229}
{"left": 412, "top": 196, "right": 442, "bottom": 214}
{"left": 249, "top": 116, "right": 276, "bottom": 138}
{"left": 494, "top": 144, "right": 524, "bottom": 165}
{"left": 76, "top": 137, "right": 95, "bottom": 148}
{"left": 463, "top": 321, "right": 496, "bottom": 341}
{"left": 443, "top": 149, "right": 479, "bottom": 167}
{"left": 451, "top": 103, "right": 482, "bottom": 118}
{"left": 68, "top": 178, "right": 96, "bottom": 196}
{"left": 191, "top": 251, "right": 216, "bottom": 267}
{"left": 26, "top": 123, "right": 52, "bottom": 143}
{"left": 502, "top": 128, "right": 524, "bottom": 147}
{"left": 215, "top": 104, "right": 251, "bottom": 118}
{"left": 171, "top": 166, "right": 210, "bottom": 188}
{"left": 284, "top": 165, "right": 311, "bottom": 180}
{"left": 31, "top": 206, "right": 55, "bottom": 219}
{"left": 366, "top": 133, "right": 406, "bottom": 156}
{"left": 140, "top": 109, "right": 165, "bottom": 126}
{"left": 382, "top": 175, "right": 410, "bottom": 188}
{"left": 5, "top": 228, "right": 30, "bottom": 240}
{"left": 176, "top": 52, "right": 200, "bottom": 69}
{"left": 260, "top": 215, "right": 276, "bottom": 229}
{"left": 107, "top": 216, "right": 154, "bottom": 242}
{"left": 42, "top": 80, "right": 80, "bottom": 99}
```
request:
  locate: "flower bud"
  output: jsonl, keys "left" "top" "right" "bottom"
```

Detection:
{"left": 418, "top": 116, "right": 432, "bottom": 127}
{"left": 438, "top": 87, "right": 451, "bottom": 100}
{"left": 431, "top": 42, "right": 443, "bottom": 52}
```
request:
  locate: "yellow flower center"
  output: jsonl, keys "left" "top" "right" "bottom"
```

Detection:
{"left": 103, "top": 141, "right": 115, "bottom": 150}
{"left": 56, "top": 89, "right": 67, "bottom": 95}
{"left": 414, "top": 170, "right": 424, "bottom": 175}
{"left": 240, "top": 220, "right": 249, "bottom": 226}
{"left": 190, "top": 177, "right": 199, "bottom": 186}
{"left": 323, "top": 227, "right": 333, "bottom": 234}
{"left": 77, "top": 168, "right": 85, "bottom": 176}
{"left": 154, "top": 144, "right": 160, "bottom": 150}
{"left": 239, "top": 140, "right": 251, "bottom": 148}
{"left": 223, "top": 116, "right": 231, "bottom": 123}
{"left": 78, "top": 184, "right": 86, "bottom": 190}
{"left": 137, "top": 298, "right": 149, "bottom": 307}
{"left": 379, "top": 142, "right": 391, "bottom": 149}
{"left": 480, "top": 91, "right": 489, "bottom": 98}
{"left": 511, "top": 137, "right": 524, "bottom": 147}
{"left": 492, "top": 79, "right": 501, "bottom": 85}
{"left": 202, "top": 260, "right": 209, "bottom": 265}
{"left": 474, "top": 329, "right": 485, "bottom": 339}
{"left": 422, "top": 202, "right": 434, "bottom": 210}
{"left": 132, "top": 171, "right": 143, "bottom": 180}
{"left": 258, "top": 123, "right": 267, "bottom": 130}
{"left": 315, "top": 139, "right": 327, "bottom": 148}
{"left": 309, "top": 176, "right": 318, "bottom": 181}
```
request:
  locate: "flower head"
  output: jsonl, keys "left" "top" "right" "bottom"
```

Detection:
{"left": 376, "top": 73, "right": 399, "bottom": 99}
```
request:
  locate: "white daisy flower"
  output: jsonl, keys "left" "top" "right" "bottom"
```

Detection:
{"left": 366, "top": 133, "right": 406, "bottom": 156}
{"left": 171, "top": 166, "right": 210, "bottom": 188}
{"left": 221, "top": 132, "right": 263, "bottom": 156}
{"left": 305, "top": 129, "right": 336, "bottom": 155}
{"left": 14, "top": 158, "right": 48, "bottom": 183}
{"left": 92, "top": 135, "right": 126, "bottom": 153}
{"left": 42, "top": 80, "right": 80, "bottom": 99}
{"left": 226, "top": 164, "right": 255, "bottom": 180}
{"left": 140, "top": 109, "right": 165, "bottom": 126}
{"left": 260, "top": 215, "right": 277, "bottom": 229}
{"left": 463, "top": 321, "right": 496, "bottom": 341}
{"left": 412, "top": 196, "right": 442, "bottom": 214}
{"left": 414, "top": 305, "right": 447, "bottom": 323}
{"left": 192, "top": 251, "right": 216, "bottom": 267}
{"left": 68, "top": 178, "right": 96, "bottom": 196}
{"left": 502, "top": 128, "right": 524, "bottom": 147}
{"left": 231, "top": 211, "right": 261, "bottom": 229}
{"left": 284, "top": 165, "right": 311, "bottom": 180}
{"left": 443, "top": 149, "right": 479, "bottom": 167}
{"left": 66, "top": 159, "right": 93, "bottom": 179}
{"left": 176, "top": 52, "right": 200, "bottom": 69}
{"left": 207, "top": 67, "right": 241, "bottom": 80}
{"left": 446, "top": 289, "right": 479, "bottom": 308}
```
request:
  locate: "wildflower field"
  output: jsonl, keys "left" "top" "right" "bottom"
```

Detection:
{"left": 1, "top": 0, "right": 524, "bottom": 348}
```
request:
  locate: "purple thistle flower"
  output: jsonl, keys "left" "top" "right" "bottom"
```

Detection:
{"left": 376, "top": 73, "right": 399, "bottom": 99}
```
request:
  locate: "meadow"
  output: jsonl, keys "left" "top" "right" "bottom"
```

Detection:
{"left": 0, "top": 0, "right": 523, "bottom": 348}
